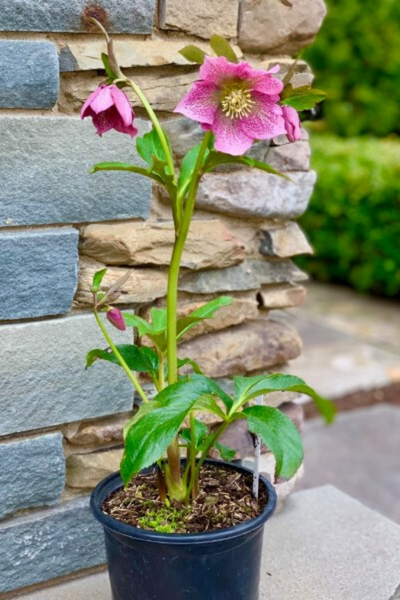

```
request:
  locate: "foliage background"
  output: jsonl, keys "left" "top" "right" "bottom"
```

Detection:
{"left": 297, "top": 0, "right": 400, "bottom": 297}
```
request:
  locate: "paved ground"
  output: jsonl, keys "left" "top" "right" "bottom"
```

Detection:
{"left": 19, "top": 486, "right": 400, "bottom": 600}
{"left": 276, "top": 283, "right": 400, "bottom": 398}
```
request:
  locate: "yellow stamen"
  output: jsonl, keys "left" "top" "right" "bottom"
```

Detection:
{"left": 221, "top": 84, "right": 254, "bottom": 119}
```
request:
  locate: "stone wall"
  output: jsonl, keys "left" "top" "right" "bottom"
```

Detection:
{"left": 0, "top": 1, "right": 325, "bottom": 594}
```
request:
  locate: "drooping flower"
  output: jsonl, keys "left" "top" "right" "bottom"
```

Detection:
{"left": 282, "top": 106, "right": 302, "bottom": 143}
{"left": 106, "top": 308, "right": 126, "bottom": 331}
{"left": 81, "top": 84, "right": 138, "bottom": 138}
{"left": 174, "top": 57, "right": 287, "bottom": 156}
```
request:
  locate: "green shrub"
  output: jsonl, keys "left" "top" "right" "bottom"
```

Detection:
{"left": 303, "top": 0, "right": 400, "bottom": 137}
{"left": 297, "top": 134, "right": 400, "bottom": 296}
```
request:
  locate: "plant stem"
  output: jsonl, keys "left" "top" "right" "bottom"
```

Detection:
{"left": 125, "top": 79, "right": 176, "bottom": 183}
{"left": 185, "top": 420, "right": 229, "bottom": 502}
{"left": 166, "top": 131, "right": 212, "bottom": 386}
{"left": 94, "top": 309, "right": 149, "bottom": 404}
{"left": 189, "top": 411, "right": 198, "bottom": 501}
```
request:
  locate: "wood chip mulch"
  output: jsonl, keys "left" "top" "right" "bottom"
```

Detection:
{"left": 102, "top": 464, "right": 268, "bottom": 534}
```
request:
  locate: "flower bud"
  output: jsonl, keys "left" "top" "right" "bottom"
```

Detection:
{"left": 106, "top": 308, "right": 126, "bottom": 331}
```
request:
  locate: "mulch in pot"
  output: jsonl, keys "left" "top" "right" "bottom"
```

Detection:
{"left": 102, "top": 463, "right": 268, "bottom": 534}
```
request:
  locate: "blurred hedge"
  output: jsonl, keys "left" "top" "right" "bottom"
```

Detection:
{"left": 297, "top": 134, "right": 400, "bottom": 297}
{"left": 303, "top": 0, "right": 400, "bottom": 137}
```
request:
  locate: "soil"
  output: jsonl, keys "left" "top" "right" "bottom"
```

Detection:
{"left": 102, "top": 464, "right": 268, "bottom": 534}
{"left": 304, "top": 382, "right": 400, "bottom": 419}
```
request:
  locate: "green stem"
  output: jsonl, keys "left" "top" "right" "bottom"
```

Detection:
{"left": 189, "top": 411, "right": 198, "bottom": 501}
{"left": 185, "top": 420, "right": 229, "bottom": 502}
{"left": 125, "top": 79, "right": 176, "bottom": 183}
{"left": 166, "top": 131, "right": 212, "bottom": 386}
{"left": 94, "top": 309, "right": 149, "bottom": 404}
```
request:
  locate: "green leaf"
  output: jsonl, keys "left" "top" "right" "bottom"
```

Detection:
{"left": 192, "top": 394, "right": 227, "bottom": 421}
{"left": 121, "top": 375, "right": 226, "bottom": 484}
{"left": 86, "top": 344, "right": 159, "bottom": 375}
{"left": 214, "top": 441, "right": 236, "bottom": 462}
{"left": 136, "top": 128, "right": 167, "bottom": 166}
{"left": 150, "top": 307, "right": 168, "bottom": 332}
{"left": 101, "top": 52, "right": 116, "bottom": 80}
{"left": 177, "top": 357, "right": 204, "bottom": 375}
{"left": 204, "top": 151, "right": 291, "bottom": 181}
{"left": 92, "top": 268, "right": 107, "bottom": 293}
{"left": 178, "top": 144, "right": 209, "bottom": 200}
{"left": 179, "top": 45, "right": 208, "bottom": 65}
{"left": 233, "top": 373, "right": 335, "bottom": 423}
{"left": 281, "top": 86, "right": 326, "bottom": 111}
{"left": 122, "top": 313, "right": 154, "bottom": 336}
{"left": 280, "top": 83, "right": 293, "bottom": 101}
{"left": 89, "top": 161, "right": 165, "bottom": 185}
{"left": 123, "top": 400, "right": 161, "bottom": 440}
{"left": 177, "top": 296, "right": 233, "bottom": 340}
{"left": 180, "top": 418, "right": 208, "bottom": 447}
{"left": 243, "top": 405, "right": 304, "bottom": 479}
{"left": 210, "top": 35, "right": 238, "bottom": 64}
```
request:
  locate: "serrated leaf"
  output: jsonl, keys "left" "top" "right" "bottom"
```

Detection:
{"left": 178, "top": 143, "right": 209, "bottom": 200}
{"left": 243, "top": 405, "right": 304, "bottom": 479}
{"left": 86, "top": 344, "right": 159, "bottom": 375}
{"left": 121, "top": 375, "right": 227, "bottom": 484}
{"left": 150, "top": 307, "right": 168, "bottom": 332}
{"left": 136, "top": 128, "right": 167, "bottom": 166}
{"left": 210, "top": 35, "right": 238, "bottom": 64}
{"left": 179, "top": 45, "right": 208, "bottom": 65}
{"left": 123, "top": 400, "right": 161, "bottom": 440}
{"left": 204, "top": 151, "right": 291, "bottom": 181}
{"left": 281, "top": 86, "right": 326, "bottom": 111}
{"left": 122, "top": 313, "right": 154, "bottom": 337}
{"left": 177, "top": 296, "right": 232, "bottom": 341}
{"left": 92, "top": 268, "right": 107, "bottom": 293}
{"left": 214, "top": 441, "right": 236, "bottom": 462}
{"left": 233, "top": 373, "right": 335, "bottom": 423}
{"left": 180, "top": 418, "right": 208, "bottom": 447}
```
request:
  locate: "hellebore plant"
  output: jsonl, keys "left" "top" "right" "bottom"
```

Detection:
{"left": 84, "top": 24, "right": 332, "bottom": 506}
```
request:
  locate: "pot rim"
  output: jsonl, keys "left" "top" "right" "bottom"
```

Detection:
{"left": 90, "top": 459, "right": 277, "bottom": 545}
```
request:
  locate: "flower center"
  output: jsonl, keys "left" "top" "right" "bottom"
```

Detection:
{"left": 221, "top": 84, "right": 254, "bottom": 119}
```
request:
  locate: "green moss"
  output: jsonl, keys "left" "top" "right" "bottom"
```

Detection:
{"left": 297, "top": 134, "right": 400, "bottom": 297}
{"left": 138, "top": 506, "right": 191, "bottom": 534}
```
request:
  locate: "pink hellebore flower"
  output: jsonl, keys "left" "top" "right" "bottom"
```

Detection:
{"left": 174, "top": 56, "right": 287, "bottom": 156}
{"left": 282, "top": 106, "right": 302, "bottom": 143}
{"left": 107, "top": 308, "right": 126, "bottom": 332}
{"left": 81, "top": 84, "right": 138, "bottom": 138}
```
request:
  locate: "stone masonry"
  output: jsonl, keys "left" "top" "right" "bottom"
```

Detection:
{"left": 0, "top": 1, "right": 326, "bottom": 594}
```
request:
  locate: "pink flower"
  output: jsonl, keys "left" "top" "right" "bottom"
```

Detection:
{"left": 106, "top": 308, "right": 126, "bottom": 331}
{"left": 81, "top": 84, "right": 138, "bottom": 138}
{"left": 174, "top": 57, "right": 287, "bottom": 156}
{"left": 282, "top": 106, "right": 302, "bottom": 143}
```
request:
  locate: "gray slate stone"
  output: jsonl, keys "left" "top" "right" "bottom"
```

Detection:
{"left": 0, "top": 41, "right": 59, "bottom": 109}
{"left": 0, "top": 314, "right": 133, "bottom": 437}
{"left": 0, "top": 228, "right": 78, "bottom": 321}
{"left": 179, "top": 260, "right": 308, "bottom": 294}
{"left": 0, "top": 434, "right": 65, "bottom": 521}
{"left": 196, "top": 170, "right": 317, "bottom": 219}
{"left": 0, "top": 496, "right": 105, "bottom": 594}
{"left": 298, "top": 404, "right": 400, "bottom": 526}
{"left": 0, "top": 117, "right": 151, "bottom": 228}
{"left": 17, "top": 486, "right": 400, "bottom": 599}
{"left": 261, "top": 486, "right": 400, "bottom": 600}
{"left": 0, "top": 0, "right": 155, "bottom": 33}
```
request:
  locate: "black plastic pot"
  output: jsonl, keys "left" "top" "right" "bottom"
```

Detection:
{"left": 91, "top": 459, "right": 277, "bottom": 600}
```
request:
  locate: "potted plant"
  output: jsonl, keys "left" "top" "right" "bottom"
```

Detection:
{"left": 83, "top": 22, "right": 333, "bottom": 600}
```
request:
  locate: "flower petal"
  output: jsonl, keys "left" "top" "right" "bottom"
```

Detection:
{"left": 90, "top": 85, "right": 115, "bottom": 114}
{"left": 110, "top": 86, "right": 135, "bottom": 127}
{"left": 91, "top": 107, "right": 120, "bottom": 136}
{"left": 81, "top": 85, "right": 105, "bottom": 119}
{"left": 174, "top": 81, "right": 219, "bottom": 125}
{"left": 240, "top": 92, "right": 286, "bottom": 140}
{"left": 212, "top": 109, "right": 254, "bottom": 156}
{"left": 198, "top": 56, "right": 241, "bottom": 85}
{"left": 114, "top": 119, "right": 139, "bottom": 138}
{"left": 248, "top": 69, "right": 284, "bottom": 96}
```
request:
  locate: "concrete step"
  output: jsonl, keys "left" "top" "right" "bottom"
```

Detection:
{"left": 298, "top": 404, "right": 400, "bottom": 525}
{"left": 18, "top": 485, "right": 400, "bottom": 600}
